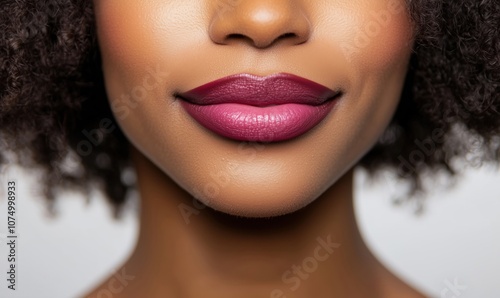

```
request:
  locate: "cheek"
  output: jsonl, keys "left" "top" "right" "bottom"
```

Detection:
{"left": 327, "top": 1, "right": 414, "bottom": 168}
{"left": 93, "top": 0, "right": 203, "bottom": 80}
{"left": 345, "top": 0, "right": 414, "bottom": 72}
{"left": 339, "top": 0, "right": 414, "bottom": 131}
{"left": 92, "top": 0, "right": 201, "bottom": 142}
{"left": 90, "top": 0, "right": 415, "bottom": 217}
{"left": 94, "top": 1, "right": 149, "bottom": 72}
{"left": 316, "top": 0, "right": 414, "bottom": 74}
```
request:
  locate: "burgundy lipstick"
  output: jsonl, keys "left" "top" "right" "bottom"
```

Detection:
{"left": 177, "top": 73, "right": 341, "bottom": 142}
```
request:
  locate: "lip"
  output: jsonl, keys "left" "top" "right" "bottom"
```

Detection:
{"left": 177, "top": 73, "right": 341, "bottom": 142}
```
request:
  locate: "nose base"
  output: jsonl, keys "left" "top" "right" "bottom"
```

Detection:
{"left": 209, "top": 1, "right": 311, "bottom": 49}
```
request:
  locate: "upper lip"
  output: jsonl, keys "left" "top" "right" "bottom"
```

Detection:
{"left": 176, "top": 73, "right": 341, "bottom": 107}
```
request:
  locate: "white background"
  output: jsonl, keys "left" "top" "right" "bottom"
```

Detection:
{"left": 0, "top": 164, "right": 499, "bottom": 298}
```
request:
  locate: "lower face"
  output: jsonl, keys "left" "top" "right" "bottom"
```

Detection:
{"left": 93, "top": 0, "right": 414, "bottom": 217}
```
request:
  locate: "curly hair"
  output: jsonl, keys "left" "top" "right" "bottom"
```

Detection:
{"left": 0, "top": 0, "right": 499, "bottom": 216}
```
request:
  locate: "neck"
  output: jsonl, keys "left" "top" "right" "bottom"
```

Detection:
{"left": 115, "top": 146, "right": 394, "bottom": 298}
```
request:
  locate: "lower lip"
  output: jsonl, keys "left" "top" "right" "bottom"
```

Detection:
{"left": 179, "top": 99, "right": 338, "bottom": 142}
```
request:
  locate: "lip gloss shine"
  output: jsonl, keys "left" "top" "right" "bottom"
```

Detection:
{"left": 177, "top": 73, "right": 341, "bottom": 142}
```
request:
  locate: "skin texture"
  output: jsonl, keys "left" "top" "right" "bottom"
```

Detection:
{"left": 86, "top": 0, "right": 425, "bottom": 297}
{"left": 94, "top": 0, "right": 414, "bottom": 217}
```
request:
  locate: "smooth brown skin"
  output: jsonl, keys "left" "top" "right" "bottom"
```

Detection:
{"left": 86, "top": 0, "right": 425, "bottom": 297}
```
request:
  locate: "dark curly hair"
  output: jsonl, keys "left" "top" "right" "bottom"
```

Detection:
{"left": 1, "top": 0, "right": 499, "bottom": 216}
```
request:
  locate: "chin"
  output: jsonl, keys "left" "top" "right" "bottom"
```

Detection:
{"left": 201, "top": 195, "right": 312, "bottom": 218}
{"left": 184, "top": 178, "right": 327, "bottom": 218}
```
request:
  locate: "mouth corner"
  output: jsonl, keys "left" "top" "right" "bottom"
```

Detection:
{"left": 173, "top": 92, "right": 193, "bottom": 104}
{"left": 331, "top": 90, "right": 344, "bottom": 101}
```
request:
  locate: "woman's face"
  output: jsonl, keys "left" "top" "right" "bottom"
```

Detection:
{"left": 93, "top": 0, "right": 414, "bottom": 217}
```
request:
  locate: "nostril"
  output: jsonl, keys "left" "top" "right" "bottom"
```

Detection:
{"left": 226, "top": 33, "right": 248, "bottom": 40}
{"left": 224, "top": 32, "right": 302, "bottom": 48}
{"left": 209, "top": 3, "right": 312, "bottom": 48}
{"left": 277, "top": 32, "right": 304, "bottom": 44}
{"left": 279, "top": 32, "right": 296, "bottom": 39}
{"left": 223, "top": 33, "right": 257, "bottom": 46}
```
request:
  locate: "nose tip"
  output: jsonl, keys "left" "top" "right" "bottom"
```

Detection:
{"left": 209, "top": 1, "right": 311, "bottom": 49}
